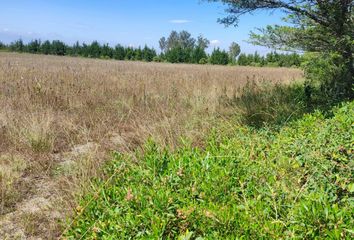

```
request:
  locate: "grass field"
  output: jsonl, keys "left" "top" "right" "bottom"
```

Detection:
{"left": 0, "top": 53, "right": 303, "bottom": 238}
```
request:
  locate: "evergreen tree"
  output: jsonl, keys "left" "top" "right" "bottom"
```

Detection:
{"left": 51, "top": 40, "right": 66, "bottom": 56}
{"left": 191, "top": 46, "right": 207, "bottom": 64}
{"left": 88, "top": 41, "right": 101, "bottom": 58}
{"left": 28, "top": 39, "right": 41, "bottom": 53}
{"left": 41, "top": 40, "right": 52, "bottom": 55}
{"left": 101, "top": 44, "right": 113, "bottom": 58}
{"left": 114, "top": 44, "right": 125, "bottom": 60}
{"left": 210, "top": 48, "right": 229, "bottom": 65}
{"left": 10, "top": 39, "right": 24, "bottom": 52}
{"left": 0, "top": 41, "right": 6, "bottom": 50}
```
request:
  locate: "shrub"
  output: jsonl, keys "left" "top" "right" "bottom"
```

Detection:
{"left": 66, "top": 101, "right": 354, "bottom": 239}
{"left": 301, "top": 52, "right": 347, "bottom": 106}
{"left": 198, "top": 58, "right": 208, "bottom": 64}
{"left": 153, "top": 56, "right": 162, "bottom": 62}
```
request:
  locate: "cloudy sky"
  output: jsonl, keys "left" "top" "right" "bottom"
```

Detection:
{"left": 0, "top": 0, "right": 285, "bottom": 54}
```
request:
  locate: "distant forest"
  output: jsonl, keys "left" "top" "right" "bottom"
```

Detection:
{"left": 0, "top": 31, "right": 303, "bottom": 67}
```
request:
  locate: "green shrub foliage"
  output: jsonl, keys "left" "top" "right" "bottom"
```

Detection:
{"left": 66, "top": 100, "right": 354, "bottom": 239}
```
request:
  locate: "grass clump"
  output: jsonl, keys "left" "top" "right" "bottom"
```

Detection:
{"left": 220, "top": 81, "right": 307, "bottom": 128}
{"left": 0, "top": 154, "right": 27, "bottom": 214}
{"left": 66, "top": 101, "right": 354, "bottom": 239}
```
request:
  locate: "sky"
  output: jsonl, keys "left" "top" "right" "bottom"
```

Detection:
{"left": 0, "top": 0, "right": 286, "bottom": 54}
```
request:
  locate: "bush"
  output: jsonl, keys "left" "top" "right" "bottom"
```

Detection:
{"left": 198, "top": 58, "right": 208, "bottom": 64}
{"left": 301, "top": 52, "right": 347, "bottom": 105}
{"left": 66, "top": 101, "right": 354, "bottom": 239}
{"left": 153, "top": 56, "right": 162, "bottom": 62}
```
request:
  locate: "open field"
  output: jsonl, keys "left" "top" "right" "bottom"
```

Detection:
{"left": 0, "top": 52, "right": 303, "bottom": 238}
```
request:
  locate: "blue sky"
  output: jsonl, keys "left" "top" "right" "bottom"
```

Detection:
{"left": 0, "top": 0, "right": 286, "bottom": 54}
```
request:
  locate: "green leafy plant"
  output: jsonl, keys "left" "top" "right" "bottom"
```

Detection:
{"left": 65, "top": 100, "right": 354, "bottom": 239}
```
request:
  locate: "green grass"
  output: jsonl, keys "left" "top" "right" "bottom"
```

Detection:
{"left": 66, "top": 101, "right": 354, "bottom": 239}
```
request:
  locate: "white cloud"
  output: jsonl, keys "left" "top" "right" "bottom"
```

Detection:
{"left": 3, "top": 28, "right": 9, "bottom": 32}
{"left": 169, "top": 19, "right": 191, "bottom": 24}
{"left": 210, "top": 40, "right": 221, "bottom": 45}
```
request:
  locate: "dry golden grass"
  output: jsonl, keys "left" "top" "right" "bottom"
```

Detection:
{"left": 0, "top": 52, "right": 303, "bottom": 239}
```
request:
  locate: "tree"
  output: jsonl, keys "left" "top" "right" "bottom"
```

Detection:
{"left": 71, "top": 41, "right": 81, "bottom": 56}
{"left": 159, "top": 37, "right": 167, "bottom": 52}
{"left": 134, "top": 47, "right": 143, "bottom": 61}
{"left": 10, "top": 39, "right": 24, "bottom": 52}
{"left": 191, "top": 46, "right": 208, "bottom": 64}
{"left": 0, "top": 41, "right": 6, "bottom": 50}
{"left": 161, "top": 31, "right": 210, "bottom": 63}
{"left": 210, "top": 48, "right": 229, "bottom": 65}
{"left": 208, "top": 0, "right": 354, "bottom": 98}
{"left": 179, "top": 30, "right": 196, "bottom": 49}
{"left": 163, "top": 30, "right": 197, "bottom": 51}
{"left": 101, "top": 43, "right": 113, "bottom": 58}
{"left": 114, "top": 44, "right": 125, "bottom": 60}
{"left": 88, "top": 41, "right": 101, "bottom": 58}
{"left": 197, "top": 35, "right": 210, "bottom": 50}
{"left": 166, "top": 31, "right": 180, "bottom": 50}
{"left": 125, "top": 47, "right": 135, "bottom": 60}
{"left": 237, "top": 53, "right": 248, "bottom": 66}
{"left": 228, "top": 42, "right": 241, "bottom": 62}
{"left": 165, "top": 46, "right": 191, "bottom": 63}
{"left": 51, "top": 40, "right": 66, "bottom": 56}
{"left": 142, "top": 45, "right": 156, "bottom": 62}
{"left": 28, "top": 39, "right": 41, "bottom": 53}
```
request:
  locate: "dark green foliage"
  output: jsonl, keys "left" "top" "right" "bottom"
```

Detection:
{"left": 191, "top": 47, "right": 208, "bottom": 64}
{"left": 210, "top": 48, "right": 229, "bottom": 65}
{"left": 9, "top": 39, "right": 24, "bottom": 52}
{"left": 142, "top": 45, "right": 156, "bottom": 62}
{"left": 27, "top": 39, "right": 41, "bottom": 54}
{"left": 66, "top": 100, "right": 354, "bottom": 239}
{"left": 70, "top": 41, "right": 81, "bottom": 56}
{"left": 237, "top": 51, "right": 303, "bottom": 67}
{"left": 125, "top": 47, "right": 135, "bottom": 60}
{"left": 88, "top": 41, "right": 101, "bottom": 58}
{"left": 165, "top": 46, "right": 192, "bottom": 63}
{"left": 101, "top": 44, "right": 114, "bottom": 59}
{"left": 51, "top": 40, "right": 66, "bottom": 56}
{"left": 113, "top": 44, "right": 125, "bottom": 60}
{"left": 41, "top": 40, "right": 51, "bottom": 55}
{"left": 5, "top": 39, "right": 157, "bottom": 62}
{"left": 0, "top": 42, "right": 7, "bottom": 52}
{"left": 301, "top": 52, "right": 351, "bottom": 107}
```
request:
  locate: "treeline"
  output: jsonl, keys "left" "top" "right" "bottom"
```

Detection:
{"left": 237, "top": 51, "right": 302, "bottom": 67}
{"left": 0, "top": 32, "right": 303, "bottom": 67}
{"left": 2, "top": 39, "right": 157, "bottom": 61}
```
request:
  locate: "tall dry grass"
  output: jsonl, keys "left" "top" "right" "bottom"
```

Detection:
{"left": 0, "top": 52, "right": 303, "bottom": 238}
